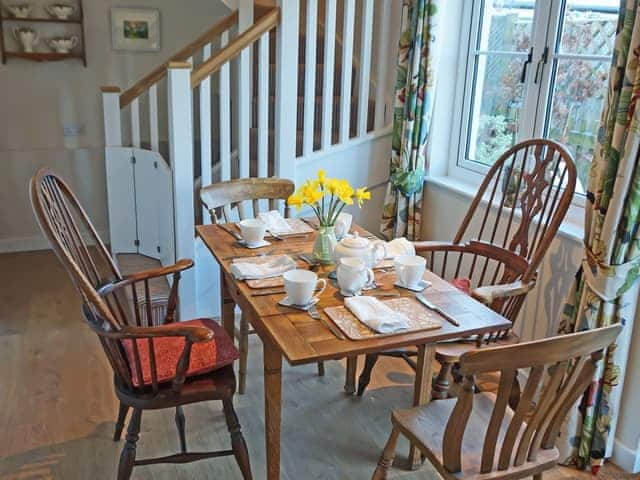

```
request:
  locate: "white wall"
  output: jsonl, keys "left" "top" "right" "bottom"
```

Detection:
{"left": 0, "top": 0, "right": 229, "bottom": 251}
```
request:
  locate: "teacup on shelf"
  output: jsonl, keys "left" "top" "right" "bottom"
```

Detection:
{"left": 6, "top": 3, "right": 31, "bottom": 18}
{"left": 12, "top": 27, "right": 38, "bottom": 52}
{"left": 46, "top": 3, "right": 74, "bottom": 20}
{"left": 48, "top": 35, "right": 77, "bottom": 53}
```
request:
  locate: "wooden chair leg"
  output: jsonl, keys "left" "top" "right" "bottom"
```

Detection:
{"left": 357, "top": 354, "right": 379, "bottom": 396}
{"left": 371, "top": 426, "right": 400, "bottom": 480}
{"left": 117, "top": 408, "right": 142, "bottom": 480}
{"left": 223, "top": 399, "right": 252, "bottom": 480}
{"left": 317, "top": 361, "right": 325, "bottom": 376}
{"left": 533, "top": 474, "right": 542, "bottom": 480}
{"left": 113, "top": 402, "right": 129, "bottom": 441}
{"left": 238, "top": 314, "right": 249, "bottom": 395}
{"left": 432, "top": 361, "right": 453, "bottom": 400}
{"left": 344, "top": 356, "right": 357, "bottom": 394}
{"left": 175, "top": 405, "right": 187, "bottom": 453}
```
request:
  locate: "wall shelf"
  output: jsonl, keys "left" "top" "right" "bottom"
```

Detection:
{"left": 0, "top": 0, "right": 87, "bottom": 66}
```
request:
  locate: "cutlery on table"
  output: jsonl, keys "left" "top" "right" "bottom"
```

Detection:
{"left": 219, "top": 224, "right": 243, "bottom": 241}
{"left": 365, "top": 291, "right": 401, "bottom": 298}
{"left": 415, "top": 292, "right": 460, "bottom": 327}
{"left": 300, "top": 218, "right": 318, "bottom": 230}
{"left": 308, "top": 304, "right": 346, "bottom": 340}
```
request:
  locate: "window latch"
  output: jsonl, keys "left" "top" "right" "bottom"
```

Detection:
{"left": 534, "top": 46, "right": 549, "bottom": 84}
{"left": 520, "top": 47, "right": 533, "bottom": 83}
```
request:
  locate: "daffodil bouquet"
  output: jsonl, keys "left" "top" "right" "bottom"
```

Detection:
{"left": 287, "top": 170, "right": 371, "bottom": 227}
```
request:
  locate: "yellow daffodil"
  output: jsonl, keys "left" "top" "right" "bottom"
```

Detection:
{"left": 300, "top": 181, "right": 324, "bottom": 205}
{"left": 318, "top": 169, "right": 326, "bottom": 187}
{"left": 334, "top": 180, "right": 354, "bottom": 205}
{"left": 354, "top": 187, "right": 371, "bottom": 207}
{"left": 287, "top": 193, "right": 304, "bottom": 210}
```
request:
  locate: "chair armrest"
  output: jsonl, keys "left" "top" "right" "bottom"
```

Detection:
{"left": 413, "top": 241, "right": 456, "bottom": 253}
{"left": 471, "top": 280, "right": 535, "bottom": 305}
{"left": 121, "top": 258, "right": 194, "bottom": 283}
{"left": 100, "top": 322, "right": 214, "bottom": 343}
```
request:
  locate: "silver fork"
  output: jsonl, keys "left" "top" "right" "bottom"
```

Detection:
{"left": 308, "top": 304, "right": 346, "bottom": 340}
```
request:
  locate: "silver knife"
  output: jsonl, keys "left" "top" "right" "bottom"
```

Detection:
{"left": 219, "top": 223, "right": 243, "bottom": 241}
{"left": 415, "top": 293, "right": 460, "bottom": 327}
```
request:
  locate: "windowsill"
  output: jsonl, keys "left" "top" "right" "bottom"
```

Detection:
{"left": 425, "top": 175, "right": 584, "bottom": 244}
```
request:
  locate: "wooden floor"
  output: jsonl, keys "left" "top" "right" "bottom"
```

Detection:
{"left": 0, "top": 250, "right": 633, "bottom": 479}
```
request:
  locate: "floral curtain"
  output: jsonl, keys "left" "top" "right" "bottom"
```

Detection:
{"left": 558, "top": 0, "right": 640, "bottom": 472}
{"left": 380, "top": 0, "right": 440, "bottom": 240}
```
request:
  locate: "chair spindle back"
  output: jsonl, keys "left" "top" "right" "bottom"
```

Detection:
{"left": 442, "top": 324, "right": 621, "bottom": 475}
{"left": 200, "top": 177, "right": 295, "bottom": 224}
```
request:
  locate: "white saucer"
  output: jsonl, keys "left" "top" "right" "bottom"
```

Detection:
{"left": 394, "top": 279, "right": 431, "bottom": 292}
{"left": 236, "top": 239, "right": 271, "bottom": 249}
{"left": 278, "top": 296, "right": 320, "bottom": 311}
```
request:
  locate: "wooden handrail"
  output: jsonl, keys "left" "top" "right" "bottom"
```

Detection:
{"left": 119, "top": 9, "right": 239, "bottom": 109}
{"left": 191, "top": 7, "right": 279, "bottom": 88}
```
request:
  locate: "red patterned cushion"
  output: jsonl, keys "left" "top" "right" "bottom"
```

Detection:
{"left": 450, "top": 277, "right": 471, "bottom": 295}
{"left": 122, "top": 318, "right": 239, "bottom": 387}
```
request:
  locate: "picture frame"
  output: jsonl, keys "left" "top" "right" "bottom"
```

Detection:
{"left": 110, "top": 7, "right": 160, "bottom": 52}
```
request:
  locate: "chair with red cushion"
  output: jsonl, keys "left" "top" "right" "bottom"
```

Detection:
{"left": 354, "top": 139, "right": 576, "bottom": 401}
{"left": 30, "top": 168, "right": 252, "bottom": 480}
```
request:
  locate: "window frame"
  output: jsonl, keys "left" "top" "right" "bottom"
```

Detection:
{"left": 448, "top": 0, "right": 616, "bottom": 208}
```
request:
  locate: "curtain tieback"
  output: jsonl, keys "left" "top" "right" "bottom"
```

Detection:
{"left": 582, "top": 247, "right": 640, "bottom": 302}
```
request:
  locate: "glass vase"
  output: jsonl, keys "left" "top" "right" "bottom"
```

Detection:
{"left": 312, "top": 225, "right": 337, "bottom": 265}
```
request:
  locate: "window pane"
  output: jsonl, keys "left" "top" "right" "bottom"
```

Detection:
{"left": 559, "top": 1, "right": 618, "bottom": 56}
{"left": 547, "top": 59, "right": 609, "bottom": 193}
{"left": 479, "top": 0, "right": 534, "bottom": 52}
{"left": 467, "top": 54, "right": 526, "bottom": 165}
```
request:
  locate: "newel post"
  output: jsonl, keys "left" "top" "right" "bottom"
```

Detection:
{"left": 274, "top": 0, "right": 299, "bottom": 182}
{"left": 101, "top": 86, "right": 122, "bottom": 147}
{"left": 167, "top": 62, "right": 196, "bottom": 320}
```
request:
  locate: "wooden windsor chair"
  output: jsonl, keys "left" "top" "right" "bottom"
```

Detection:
{"left": 200, "top": 177, "right": 325, "bottom": 394}
{"left": 371, "top": 324, "right": 622, "bottom": 480}
{"left": 30, "top": 168, "right": 252, "bottom": 480}
{"left": 355, "top": 139, "right": 576, "bottom": 400}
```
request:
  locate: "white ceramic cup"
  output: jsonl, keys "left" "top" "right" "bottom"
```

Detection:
{"left": 238, "top": 218, "right": 266, "bottom": 246}
{"left": 394, "top": 255, "right": 426, "bottom": 287}
{"left": 337, "top": 257, "right": 374, "bottom": 295}
{"left": 334, "top": 212, "right": 353, "bottom": 240}
{"left": 283, "top": 269, "right": 327, "bottom": 306}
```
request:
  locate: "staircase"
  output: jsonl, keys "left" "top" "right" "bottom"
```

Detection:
{"left": 101, "top": 0, "right": 398, "bottom": 318}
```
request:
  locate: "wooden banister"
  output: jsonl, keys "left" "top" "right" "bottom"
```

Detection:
{"left": 191, "top": 7, "right": 279, "bottom": 88}
{"left": 119, "top": 9, "right": 239, "bottom": 109}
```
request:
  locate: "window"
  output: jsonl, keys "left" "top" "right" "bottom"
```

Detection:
{"left": 455, "top": 0, "right": 619, "bottom": 194}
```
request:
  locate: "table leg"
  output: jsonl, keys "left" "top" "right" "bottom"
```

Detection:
{"left": 408, "top": 344, "right": 435, "bottom": 469}
{"left": 220, "top": 271, "right": 235, "bottom": 339}
{"left": 264, "top": 339, "right": 283, "bottom": 480}
{"left": 344, "top": 356, "right": 357, "bottom": 395}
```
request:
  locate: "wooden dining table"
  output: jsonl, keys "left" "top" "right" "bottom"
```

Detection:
{"left": 196, "top": 222, "right": 512, "bottom": 480}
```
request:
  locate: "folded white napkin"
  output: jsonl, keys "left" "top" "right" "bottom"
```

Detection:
{"left": 231, "top": 255, "right": 296, "bottom": 280}
{"left": 384, "top": 238, "right": 416, "bottom": 259}
{"left": 258, "top": 210, "right": 292, "bottom": 234}
{"left": 344, "top": 296, "right": 410, "bottom": 334}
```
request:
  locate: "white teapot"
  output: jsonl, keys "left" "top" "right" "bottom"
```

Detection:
{"left": 6, "top": 3, "right": 31, "bottom": 18}
{"left": 46, "top": 3, "right": 74, "bottom": 19}
{"left": 333, "top": 232, "right": 387, "bottom": 268}
{"left": 48, "top": 36, "right": 77, "bottom": 53}
{"left": 13, "top": 27, "right": 38, "bottom": 52}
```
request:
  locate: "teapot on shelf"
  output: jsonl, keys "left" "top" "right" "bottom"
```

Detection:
{"left": 6, "top": 3, "right": 31, "bottom": 18}
{"left": 46, "top": 3, "right": 74, "bottom": 19}
{"left": 48, "top": 35, "right": 77, "bottom": 53}
{"left": 13, "top": 27, "right": 38, "bottom": 52}
{"left": 333, "top": 232, "right": 387, "bottom": 269}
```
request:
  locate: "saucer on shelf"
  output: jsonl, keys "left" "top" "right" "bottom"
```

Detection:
{"left": 394, "top": 279, "right": 431, "bottom": 292}
{"left": 236, "top": 239, "right": 271, "bottom": 249}
{"left": 278, "top": 296, "right": 320, "bottom": 311}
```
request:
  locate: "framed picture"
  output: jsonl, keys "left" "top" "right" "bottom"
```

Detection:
{"left": 111, "top": 8, "right": 160, "bottom": 52}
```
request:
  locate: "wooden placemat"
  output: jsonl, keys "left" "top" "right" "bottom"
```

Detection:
{"left": 324, "top": 297, "right": 442, "bottom": 341}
